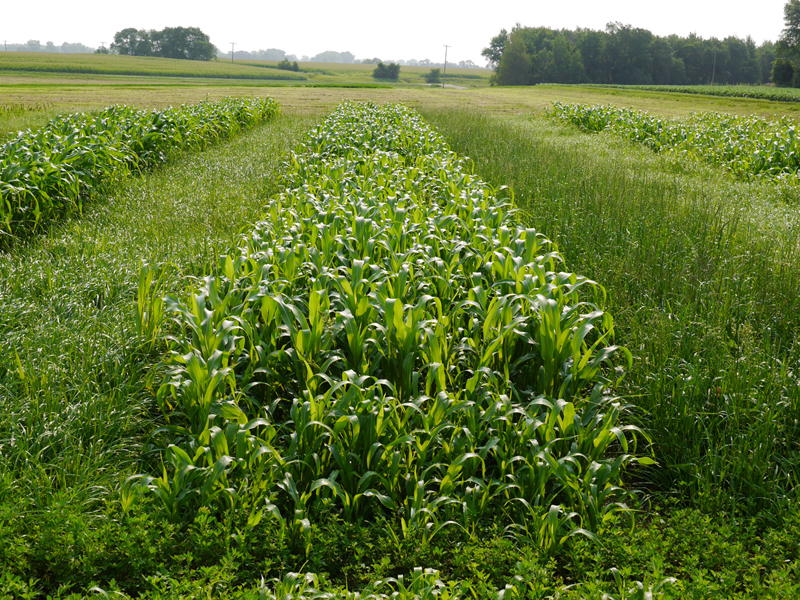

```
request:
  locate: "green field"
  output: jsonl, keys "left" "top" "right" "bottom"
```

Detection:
{"left": 2, "top": 61, "right": 800, "bottom": 599}
{"left": 0, "top": 52, "right": 491, "bottom": 89}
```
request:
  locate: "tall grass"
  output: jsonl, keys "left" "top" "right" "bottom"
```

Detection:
{"left": 421, "top": 107, "right": 800, "bottom": 522}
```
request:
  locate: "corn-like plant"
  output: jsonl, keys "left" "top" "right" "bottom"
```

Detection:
{"left": 137, "top": 101, "right": 651, "bottom": 549}
{"left": 551, "top": 101, "right": 800, "bottom": 182}
{"left": 0, "top": 97, "right": 280, "bottom": 242}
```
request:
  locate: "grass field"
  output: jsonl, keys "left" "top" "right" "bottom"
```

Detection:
{"left": 2, "top": 62, "right": 800, "bottom": 598}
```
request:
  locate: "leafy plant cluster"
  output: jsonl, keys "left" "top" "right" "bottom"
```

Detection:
{"left": 133, "top": 101, "right": 648, "bottom": 556}
{"left": 0, "top": 96, "right": 280, "bottom": 242}
{"left": 551, "top": 101, "right": 800, "bottom": 182}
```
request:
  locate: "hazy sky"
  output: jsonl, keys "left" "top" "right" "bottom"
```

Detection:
{"left": 2, "top": 0, "right": 788, "bottom": 65}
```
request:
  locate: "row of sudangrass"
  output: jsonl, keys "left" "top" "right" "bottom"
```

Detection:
{"left": 135, "top": 101, "right": 648, "bottom": 552}
{"left": 0, "top": 113, "right": 317, "bottom": 593}
{"left": 0, "top": 96, "right": 280, "bottom": 243}
{"left": 420, "top": 106, "right": 800, "bottom": 522}
{"left": 550, "top": 101, "right": 800, "bottom": 182}
{"left": 585, "top": 84, "right": 800, "bottom": 104}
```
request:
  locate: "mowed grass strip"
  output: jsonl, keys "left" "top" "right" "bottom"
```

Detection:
{"left": 0, "top": 113, "right": 314, "bottom": 544}
{"left": 422, "top": 106, "right": 800, "bottom": 521}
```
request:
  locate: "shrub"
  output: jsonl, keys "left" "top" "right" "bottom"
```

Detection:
{"left": 424, "top": 68, "right": 441, "bottom": 84}
{"left": 372, "top": 61, "right": 400, "bottom": 80}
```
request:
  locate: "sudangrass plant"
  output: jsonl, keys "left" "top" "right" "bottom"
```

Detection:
{"left": 550, "top": 102, "right": 800, "bottom": 182}
{"left": 420, "top": 106, "right": 800, "bottom": 522}
{"left": 136, "top": 102, "right": 648, "bottom": 554}
{"left": 0, "top": 96, "right": 280, "bottom": 243}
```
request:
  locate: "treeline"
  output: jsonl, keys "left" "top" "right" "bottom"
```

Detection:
{"left": 483, "top": 23, "right": 776, "bottom": 86}
{"left": 110, "top": 27, "right": 216, "bottom": 61}
{"left": 4, "top": 40, "right": 95, "bottom": 54}
{"left": 215, "top": 47, "right": 485, "bottom": 69}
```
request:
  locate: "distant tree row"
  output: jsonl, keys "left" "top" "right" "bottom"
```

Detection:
{"left": 111, "top": 27, "right": 216, "bottom": 61}
{"left": 211, "top": 47, "right": 484, "bottom": 69}
{"left": 484, "top": 23, "right": 776, "bottom": 86}
{"left": 4, "top": 40, "right": 96, "bottom": 53}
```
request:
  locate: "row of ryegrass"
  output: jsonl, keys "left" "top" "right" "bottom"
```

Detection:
{"left": 420, "top": 106, "right": 800, "bottom": 522}
{"left": 134, "top": 100, "right": 645, "bottom": 551}
{"left": 550, "top": 101, "right": 800, "bottom": 182}
{"left": 1, "top": 97, "right": 279, "bottom": 243}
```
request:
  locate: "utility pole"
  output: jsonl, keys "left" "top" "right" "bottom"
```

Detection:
{"left": 230, "top": 42, "right": 236, "bottom": 64}
{"left": 442, "top": 45, "right": 450, "bottom": 88}
{"left": 4, "top": 41, "right": 7, "bottom": 52}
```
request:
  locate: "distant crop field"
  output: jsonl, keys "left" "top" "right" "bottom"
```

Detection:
{"left": 576, "top": 83, "right": 800, "bottom": 103}
{"left": 0, "top": 52, "right": 307, "bottom": 80}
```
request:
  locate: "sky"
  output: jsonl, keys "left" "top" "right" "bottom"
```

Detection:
{"left": 1, "top": 0, "right": 788, "bottom": 65}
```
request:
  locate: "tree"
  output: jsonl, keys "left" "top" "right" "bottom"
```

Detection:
{"left": 482, "top": 29, "right": 509, "bottom": 70}
{"left": 782, "top": 0, "right": 800, "bottom": 48}
{"left": 757, "top": 41, "right": 777, "bottom": 83}
{"left": 423, "top": 68, "right": 441, "bottom": 84}
{"left": 111, "top": 28, "right": 148, "bottom": 56}
{"left": 111, "top": 26, "right": 215, "bottom": 60}
{"left": 496, "top": 31, "right": 531, "bottom": 85}
{"left": 772, "top": 57, "right": 795, "bottom": 86}
{"left": 158, "top": 27, "right": 215, "bottom": 61}
{"left": 373, "top": 61, "right": 400, "bottom": 80}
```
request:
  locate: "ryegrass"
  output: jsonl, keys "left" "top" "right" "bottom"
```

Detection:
{"left": 421, "top": 106, "right": 800, "bottom": 522}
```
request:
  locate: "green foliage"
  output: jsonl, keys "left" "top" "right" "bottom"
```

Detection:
{"left": 372, "top": 61, "right": 400, "bottom": 80}
{"left": 277, "top": 59, "right": 300, "bottom": 72}
{"left": 772, "top": 57, "right": 795, "bottom": 86}
{"left": 111, "top": 26, "right": 217, "bottom": 61}
{"left": 137, "top": 102, "right": 644, "bottom": 554}
{"left": 422, "top": 106, "right": 800, "bottom": 521}
{"left": 551, "top": 101, "right": 800, "bottom": 181}
{"left": 0, "top": 96, "right": 280, "bottom": 243}
{"left": 485, "top": 25, "right": 768, "bottom": 86}
{"left": 423, "top": 68, "right": 441, "bottom": 84}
